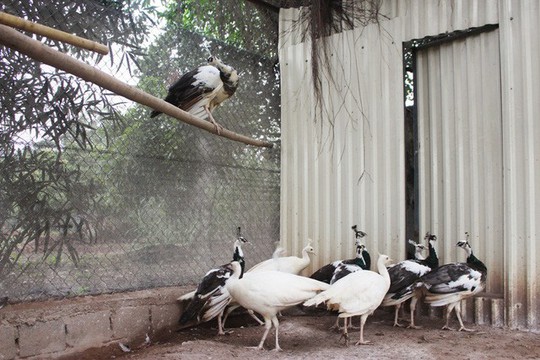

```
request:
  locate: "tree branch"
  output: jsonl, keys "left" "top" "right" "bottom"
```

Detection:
{"left": 0, "top": 24, "right": 274, "bottom": 148}
{"left": 0, "top": 11, "right": 109, "bottom": 55}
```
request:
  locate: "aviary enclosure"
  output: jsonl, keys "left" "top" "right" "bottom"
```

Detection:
{"left": 1, "top": 0, "right": 540, "bottom": 358}
{"left": 0, "top": 0, "right": 280, "bottom": 303}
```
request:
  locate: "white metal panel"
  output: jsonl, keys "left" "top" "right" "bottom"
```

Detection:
{"left": 416, "top": 29, "right": 504, "bottom": 296}
{"left": 279, "top": 0, "right": 540, "bottom": 329}
{"left": 279, "top": 19, "right": 407, "bottom": 270}
{"left": 498, "top": 0, "right": 540, "bottom": 330}
{"left": 279, "top": 0, "right": 499, "bottom": 277}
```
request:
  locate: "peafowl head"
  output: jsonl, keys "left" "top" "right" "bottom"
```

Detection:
{"left": 207, "top": 56, "right": 238, "bottom": 83}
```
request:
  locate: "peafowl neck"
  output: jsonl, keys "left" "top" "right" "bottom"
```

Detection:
{"left": 377, "top": 257, "right": 391, "bottom": 284}
{"left": 239, "top": 258, "right": 246, "bottom": 278}
{"left": 229, "top": 261, "right": 243, "bottom": 281}
{"left": 467, "top": 253, "right": 487, "bottom": 273}
{"left": 233, "top": 241, "right": 245, "bottom": 278}
{"left": 353, "top": 246, "right": 370, "bottom": 270}
{"left": 302, "top": 248, "right": 311, "bottom": 261}
{"left": 424, "top": 240, "right": 439, "bottom": 269}
{"left": 361, "top": 250, "right": 371, "bottom": 270}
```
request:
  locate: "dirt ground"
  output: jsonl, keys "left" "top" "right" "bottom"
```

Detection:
{"left": 72, "top": 307, "right": 540, "bottom": 360}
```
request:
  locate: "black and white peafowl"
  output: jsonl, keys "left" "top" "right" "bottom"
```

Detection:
{"left": 416, "top": 232, "right": 487, "bottom": 331}
{"left": 382, "top": 232, "right": 439, "bottom": 328}
{"left": 150, "top": 56, "right": 239, "bottom": 134}
{"left": 178, "top": 227, "right": 250, "bottom": 335}
{"left": 310, "top": 226, "right": 370, "bottom": 284}
{"left": 309, "top": 226, "right": 371, "bottom": 330}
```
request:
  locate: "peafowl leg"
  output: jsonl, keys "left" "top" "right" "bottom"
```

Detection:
{"left": 223, "top": 306, "right": 263, "bottom": 330}
{"left": 455, "top": 301, "right": 475, "bottom": 332}
{"left": 251, "top": 318, "right": 271, "bottom": 350}
{"left": 332, "top": 316, "right": 352, "bottom": 331}
{"left": 249, "top": 309, "right": 265, "bottom": 325}
{"left": 271, "top": 316, "right": 282, "bottom": 351}
{"left": 442, "top": 303, "right": 457, "bottom": 331}
{"left": 393, "top": 304, "right": 404, "bottom": 327}
{"left": 330, "top": 316, "right": 341, "bottom": 330}
{"left": 399, "top": 303, "right": 406, "bottom": 318}
{"left": 407, "top": 296, "right": 422, "bottom": 329}
{"left": 221, "top": 306, "right": 235, "bottom": 331}
{"left": 355, "top": 314, "right": 372, "bottom": 345}
{"left": 204, "top": 105, "right": 222, "bottom": 134}
{"left": 339, "top": 318, "right": 349, "bottom": 346}
{"left": 217, "top": 312, "right": 226, "bottom": 335}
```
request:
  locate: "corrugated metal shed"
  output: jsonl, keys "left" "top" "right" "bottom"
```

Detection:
{"left": 278, "top": 0, "right": 539, "bottom": 330}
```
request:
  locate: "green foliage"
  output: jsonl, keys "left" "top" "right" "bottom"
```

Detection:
{"left": 161, "top": 0, "right": 278, "bottom": 58}
{"left": 0, "top": 0, "right": 153, "bottom": 278}
{"left": 96, "top": 11, "right": 281, "bottom": 245}
{"left": 1, "top": 0, "right": 280, "bottom": 300}
{"left": 0, "top": 146, "right": 101, "bottom": 275}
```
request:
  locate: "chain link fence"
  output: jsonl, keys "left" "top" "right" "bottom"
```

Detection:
{"left": 0, "top": 0, "right": 281, "bottom": 302}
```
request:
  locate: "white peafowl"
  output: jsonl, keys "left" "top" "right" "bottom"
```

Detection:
{"left": 416, "top": 232, "right": 487, "bottom": 331}
{"left": 178, "top": 227, "right": 259, "bottom": 335}
{"left": 247, "top": 240, "right": 315, "bottom": 274}
{"left": 382, "top": 232, "right": 439, "bottom": 328}
{"left": 225, "top": 261, "right": 329, "bottom": 351}
{"left": 220, "top": 243, "right": 287, "bottom": 330}
{"left": 304, "top": 253, "right": 392, "bottom": 346}
{"left": 310, "top": 225, "right": 370, "bottom": 284}
{"left": 150, "top": 56, "right": 239, "bottom": 134}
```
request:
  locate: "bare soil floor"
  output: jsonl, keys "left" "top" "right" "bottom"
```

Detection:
{"left": 69, "top": 306, "right": 540, "bottom": 360}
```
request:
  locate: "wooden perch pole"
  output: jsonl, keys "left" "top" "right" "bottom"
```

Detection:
{"left": 0, "top": 24, "right": 274, "bottom": 148}
{"left": 0, "top": 11, "right": 109, "bottom": 55}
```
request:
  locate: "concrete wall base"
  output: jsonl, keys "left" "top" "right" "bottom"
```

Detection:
{"left": 0, "top": 286, "right": 192, "bottom": 359}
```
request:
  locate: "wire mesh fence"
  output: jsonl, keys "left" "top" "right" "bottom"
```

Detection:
{"left": 0, "top": 0, "right": 281, "bottom": 302}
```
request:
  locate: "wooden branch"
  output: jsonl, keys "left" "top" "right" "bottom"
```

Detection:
{"left": 0, "top": 11, "right": 109, "bottom": 55}
{"left": 0, "top": 24, "right": 274, "bottom": 148}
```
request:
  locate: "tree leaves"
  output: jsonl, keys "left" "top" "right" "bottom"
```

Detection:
{"left": 0, "top": 0, "right": 152, "bottom": 278}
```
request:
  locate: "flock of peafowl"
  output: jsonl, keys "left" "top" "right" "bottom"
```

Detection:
{"left": 177, "top": 226, "right": 487, "bottom": 351}
{"left": 152, "top": 57, "right": 488, "bottom": 350}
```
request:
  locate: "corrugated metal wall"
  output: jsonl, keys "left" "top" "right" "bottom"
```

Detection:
{"left": 279, "top": 18, "right": 406, "bottom": 273}
{"left": 415, "top": 28, "right": 505, "bottom": 326}
{"left": 279, "top": 0, "right": 540, "bottom": 330}
{"left": 498, "top": 0, "right": 540, "bottom": 331}
{"left": 416, "top": 28, "right": 504, "bottom": 296}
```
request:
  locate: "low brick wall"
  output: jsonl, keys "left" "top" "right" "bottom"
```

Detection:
{"left": 0, "top": 286, "right": 191, "bottom": 359}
